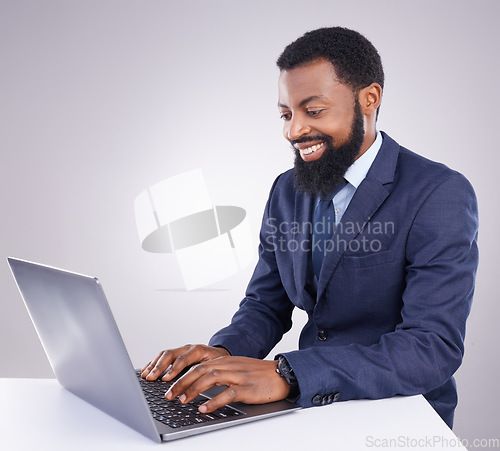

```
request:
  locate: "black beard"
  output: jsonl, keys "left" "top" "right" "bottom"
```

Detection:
{"left": 292, "top": 101, "right": 365, "bottom": 199}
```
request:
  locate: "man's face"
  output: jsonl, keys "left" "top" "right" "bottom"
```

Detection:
{"left": 278, "top": 59, "right": 365, "bottom": 198}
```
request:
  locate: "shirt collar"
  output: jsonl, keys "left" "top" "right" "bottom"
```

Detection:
{"left": 344, "top": 131, "right": 383, "bottom": 189}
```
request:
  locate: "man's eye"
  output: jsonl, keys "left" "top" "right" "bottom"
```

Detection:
{"left": 280, "top": 113, "right": 291, "bottom": 120}
{"left": 307, "top": 110, "right": 322, "bottom": 117}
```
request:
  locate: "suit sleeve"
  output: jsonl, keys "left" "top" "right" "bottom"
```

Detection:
{"left": 209, "top": 174, "right": 295, "bottom": 357}
{"left": 280, "top": 172, "right": 478, "bottom": 407}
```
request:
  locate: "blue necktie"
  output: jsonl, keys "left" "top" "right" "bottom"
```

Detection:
{"left": 312, "top": 181, "right": 347, "bottom": 279}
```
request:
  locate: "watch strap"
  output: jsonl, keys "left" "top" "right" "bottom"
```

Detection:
{"left": 276, "top": 355, "right": 300, "bottom": 399}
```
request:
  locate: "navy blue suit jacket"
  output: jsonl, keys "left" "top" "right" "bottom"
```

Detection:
{"left": 209, "top": 132, "right": 479, "bottom": 428}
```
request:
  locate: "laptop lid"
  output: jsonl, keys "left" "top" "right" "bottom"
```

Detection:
{"left": 7, "top": 257, "right": 162, "bottom": 442}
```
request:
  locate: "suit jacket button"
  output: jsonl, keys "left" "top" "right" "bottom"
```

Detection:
{"left": 333, "top": 392, "right": 340, "bottom": 402}
{"left": 317, "top": 329, "right": 328, "bottom": 341}
{"left": 312, "top": 394, "right": 323, "bottom": 405}
{"left": 326, "top": 393, "right": 335, "bottom": 404}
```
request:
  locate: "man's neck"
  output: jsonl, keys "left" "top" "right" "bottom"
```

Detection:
{"left": 355, "top": 123, "right": 377, "bottom": 161}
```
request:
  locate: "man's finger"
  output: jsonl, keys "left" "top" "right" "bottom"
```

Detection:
{"left": 161, "top": 345, "right": 225, "bottom": 381}
{"left": 197, "top": 387, "right": 241, "bottom": 414}
{"left": 179, "top": 368, "right": 240, "bottom": 405}
{"left": 143, "top": 349, "right": 181, "bottom": 380}
{"left": 161, "top": 349, "right": 197, "bottom": 381}
{"left": 140, "top": 361, "right": 152, "bottom": 373}
{"left": 162, "top": 346, "right": 211, "bottom": 381}
{"left": 142, "top": 345, "right": 231, "bottom": 382}
{"left": 140, "top": 351, "right": 165, "bottom": 378}
{"left": 165, "top": 359, "right": 238, "bottom": 401}
{"left": 165, "top": 363, "right": 203, "bottom": 399}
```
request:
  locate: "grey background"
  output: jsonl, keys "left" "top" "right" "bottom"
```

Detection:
{"left": 1, "top": 0, "right": 498, "bottom": 445}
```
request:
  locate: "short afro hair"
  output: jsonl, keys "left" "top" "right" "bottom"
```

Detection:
{"left": 277, "top": 27, "right": 384, "bottom": 93}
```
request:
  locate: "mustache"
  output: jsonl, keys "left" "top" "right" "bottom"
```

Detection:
{"left": 290, "top": 135, "right": 332, "bottom": 146}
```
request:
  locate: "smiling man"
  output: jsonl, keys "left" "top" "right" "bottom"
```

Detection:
{"left": 142, "top": 27, "right": 479, "bottom": 429}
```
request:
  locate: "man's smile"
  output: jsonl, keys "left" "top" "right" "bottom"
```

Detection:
{"left": 293, "top": 141, "right": 326, "bottom": 161}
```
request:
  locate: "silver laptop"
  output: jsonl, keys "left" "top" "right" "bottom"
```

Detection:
{"left": 7, "top": 257, "right": 300, "bottom": 442}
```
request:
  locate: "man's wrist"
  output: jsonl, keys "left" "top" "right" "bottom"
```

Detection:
{"left": 212, "top": 345, "right": 231, "bottom": 356}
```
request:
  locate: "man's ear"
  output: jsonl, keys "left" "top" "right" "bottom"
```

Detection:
{"left": 358, "top": 83, "right": 382, "bottom": 116}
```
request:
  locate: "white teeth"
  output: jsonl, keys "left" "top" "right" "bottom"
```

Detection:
{"left": 301, "top": 142, "right": 324, "bottom": 155}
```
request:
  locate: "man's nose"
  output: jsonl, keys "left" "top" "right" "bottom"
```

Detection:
{"left": 287, "top": 115, "right": 311, "bottom": 141}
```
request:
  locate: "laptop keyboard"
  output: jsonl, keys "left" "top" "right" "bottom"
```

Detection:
{"left": 136, "top": 372, "right": 244, "bottom": 429}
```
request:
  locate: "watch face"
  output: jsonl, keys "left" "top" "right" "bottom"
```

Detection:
{"left": 282, "top": 364, "right": 292, "bottom": 377}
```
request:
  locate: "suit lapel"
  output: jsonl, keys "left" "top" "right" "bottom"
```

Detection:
{"left": 316, "top": 132, "right": 400, "bottom": 299}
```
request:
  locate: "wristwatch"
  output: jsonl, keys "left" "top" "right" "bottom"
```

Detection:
{"left": 276, "top": 355, "right": 300, "bottom": 399}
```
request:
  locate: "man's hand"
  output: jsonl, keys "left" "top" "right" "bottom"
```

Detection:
{"left": 141, "top": 344, "right": 230, "bottom": 382}
{"left": 165, "top": 356, "right": 291, "bottom": 413}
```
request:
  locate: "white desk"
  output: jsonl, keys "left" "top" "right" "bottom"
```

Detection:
{"left": 0, "top": 378, "right": 466, "bottom": 450}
